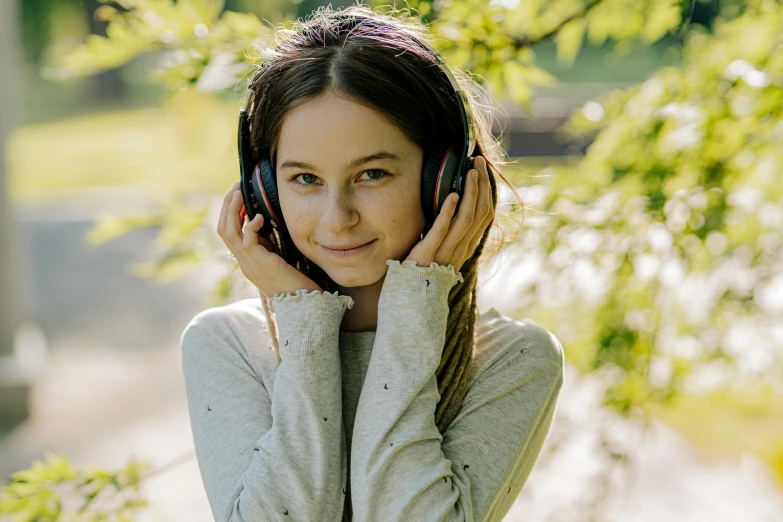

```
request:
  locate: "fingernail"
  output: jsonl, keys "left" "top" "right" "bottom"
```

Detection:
{"left": 472, "top": 170, "right": 478, "bottom": 182}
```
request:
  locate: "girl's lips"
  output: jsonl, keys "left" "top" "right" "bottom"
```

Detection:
{"left": 320, "top": 239, "right": 376, "bottom": 257}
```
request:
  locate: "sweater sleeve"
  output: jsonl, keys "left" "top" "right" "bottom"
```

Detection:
{"left": 180, "top": 288, "right": 354, "bottom": 522}
{"left": 349, "top": 259, "right": 565, "bottom": 522}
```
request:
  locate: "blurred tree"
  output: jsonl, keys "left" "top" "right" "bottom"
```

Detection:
{"left": 20, "top": 0, "right": 54, "bottom": 63}
{"left": 83, "top": 0, "right": 126, "bottom": 101}
{"left": 557, "top": 0, "right": 783, "bottom": 409}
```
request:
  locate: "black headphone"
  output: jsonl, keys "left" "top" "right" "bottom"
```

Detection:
{"left": 238, "top": 14, "right": 476, "bottom": 268}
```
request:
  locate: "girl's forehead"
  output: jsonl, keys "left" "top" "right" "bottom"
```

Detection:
{"left": 280, "top": 94, "right": 394, "bottom": 134}
{"left": 276, "top": 97, "right": 421, "bottom": 168}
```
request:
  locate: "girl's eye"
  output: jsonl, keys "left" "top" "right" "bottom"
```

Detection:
{"left": 291, "top": 169, "right": 390, "bottom": 187}
{"left": 361, "top": 169, "right": 390, "bottom": 183}
{"left": 294, "top": 173, "right": 319, "bottom": 186}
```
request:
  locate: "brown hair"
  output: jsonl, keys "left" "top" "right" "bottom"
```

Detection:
{"left": 243, "top": 5, "right": 524, "bottom": 518}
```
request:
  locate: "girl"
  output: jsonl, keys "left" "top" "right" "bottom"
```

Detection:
{"left": 181, "top": 5, "right": 564, "bottom": 522}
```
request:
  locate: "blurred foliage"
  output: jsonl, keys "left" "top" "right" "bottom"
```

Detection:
{"left": 384, "top": 0, "right": 685, "bottom": 111}
{"left": 46, "top": 0, "right": 271, "bottom": 91}
{"left": 8, "top": 0, "right": 783, "bottom": 517}
{"left": 45, "top": 0, "right": 693, "bottom": 108}
{"left": 48, "top": 0, "right": 783, "bottom": 412}
{"left": 546, "top": 0, "right": 783, "bottom": 413}
{"left": 0, "top": 452, "right": 153, "bottom": 520}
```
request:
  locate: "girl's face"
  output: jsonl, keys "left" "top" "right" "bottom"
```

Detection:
{"left": 275, "top": 91, "right": 426, "bottom": 288}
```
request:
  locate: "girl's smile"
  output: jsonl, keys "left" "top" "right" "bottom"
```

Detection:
{"left": 320, "top": 239, "right": 377, "bottom": 256}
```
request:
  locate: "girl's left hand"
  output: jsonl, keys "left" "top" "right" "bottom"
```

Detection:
{"left": 405, "top": 155, "right": 494, "bottom": 274}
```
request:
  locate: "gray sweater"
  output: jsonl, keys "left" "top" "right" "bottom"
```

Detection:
{"left": 181, "top": 259, "right": 565, "bottom": 522}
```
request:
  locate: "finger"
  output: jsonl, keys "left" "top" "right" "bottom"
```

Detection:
{"left": 422, "top": 192, "right": 459, "bottom": 258}
{"left": 225, "top": 190, "right": 244, "bottom": 246}
{"left": 217, "top": 181, "right": 241, "bottom": 237}
{"left": 217, "top": 190, "right": 235, "bottom": 238}
{"left": 472, "top": 157, "right": 490, "bottom": 224}
{"left": 437, "top": 167, "right": 478, "bottom": 259}
{"left": 243, "top": 213, "right": 264, "bottom": 249}
{"left": 463, "top": 161, "right": 494, "bottom": 261}
{"left": 245, "top": 214, "right": 277, "bottom": 253}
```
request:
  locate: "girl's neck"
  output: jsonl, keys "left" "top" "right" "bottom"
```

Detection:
{"left": 336, "top": 276, "right": 386, "bottom": 333}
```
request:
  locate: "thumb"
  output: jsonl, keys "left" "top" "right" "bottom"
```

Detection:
{"left": 244, "top": 214, "right": 276, "bottom": 253}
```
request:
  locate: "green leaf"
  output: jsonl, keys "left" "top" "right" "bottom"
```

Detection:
{"left": 642, "top": 0, "right": 682, "bottom": 42}
{"left": 555, "top": 17, "right": 586, "bottom": 66}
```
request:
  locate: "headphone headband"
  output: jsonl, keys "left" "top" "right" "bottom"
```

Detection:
{"left": 397, "top": 29, "right": 476, "bottom": 160}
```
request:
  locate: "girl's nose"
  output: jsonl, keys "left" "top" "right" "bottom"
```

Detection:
{"left": 321, "top": 194, "right": 359, "bottom": 231}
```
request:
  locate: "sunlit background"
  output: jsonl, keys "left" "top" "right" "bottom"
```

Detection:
{"left": 1, "top": 0, "right": 783, "bottom": 520}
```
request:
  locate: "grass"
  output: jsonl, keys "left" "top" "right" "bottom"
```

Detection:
{"left": 7, "top": 90, "right": 240, "bottom": 208}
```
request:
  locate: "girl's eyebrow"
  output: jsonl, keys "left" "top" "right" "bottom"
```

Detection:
{"left": 279, "top": 151, "right": 402, "bottom": 172}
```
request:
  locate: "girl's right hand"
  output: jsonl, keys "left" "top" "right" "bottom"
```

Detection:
{"left": 217, "top": 181, "right": 323, "bottom": 299}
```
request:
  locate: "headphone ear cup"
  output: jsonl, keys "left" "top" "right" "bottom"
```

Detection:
{"left": 421, "top": 142, "right": 454, "bottom": 232}
{"left": 258, "top": 155, "right": 286, "bottom": 231}
{"left": 256, "top": 155, "right": 303, "bottom": 265}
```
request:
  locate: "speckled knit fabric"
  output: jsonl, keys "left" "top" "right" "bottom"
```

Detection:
{"left": 181, "top": 259, "right": 564, "bottom": 521}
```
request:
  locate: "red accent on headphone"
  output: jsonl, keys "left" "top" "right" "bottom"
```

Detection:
{"left": 257, "top": 161, "right": 285, "bottom": 228}
{"left": 433, "top": 146, "right": 452, "bottom": 214}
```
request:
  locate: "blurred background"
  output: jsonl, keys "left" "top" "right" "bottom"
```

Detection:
{"left": 1, "top": 0, "right": 783, "bottom": 520}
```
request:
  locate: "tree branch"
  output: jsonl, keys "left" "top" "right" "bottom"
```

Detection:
{"left": 512, "top": 0, "right": 606, "bottom": 49}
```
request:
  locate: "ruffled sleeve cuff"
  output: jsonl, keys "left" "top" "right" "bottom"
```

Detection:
{"left": 266, "top": 289, "right": 354, "bottom": 355}
{"left": 267, "top": 288, "right": 354, "bottom": 314}
{"left": 385, "top": 259, "right": 464, "bottom": 286}
{"left": 379, "top": 259, "right": 464, "bottom": 315}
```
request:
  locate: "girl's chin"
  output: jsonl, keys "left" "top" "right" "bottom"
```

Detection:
{"left": 325, "top": 268, "right": 374, "bottom": 287}
{"left": 321, "top": 262, "right": 388, "bottom": 288}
